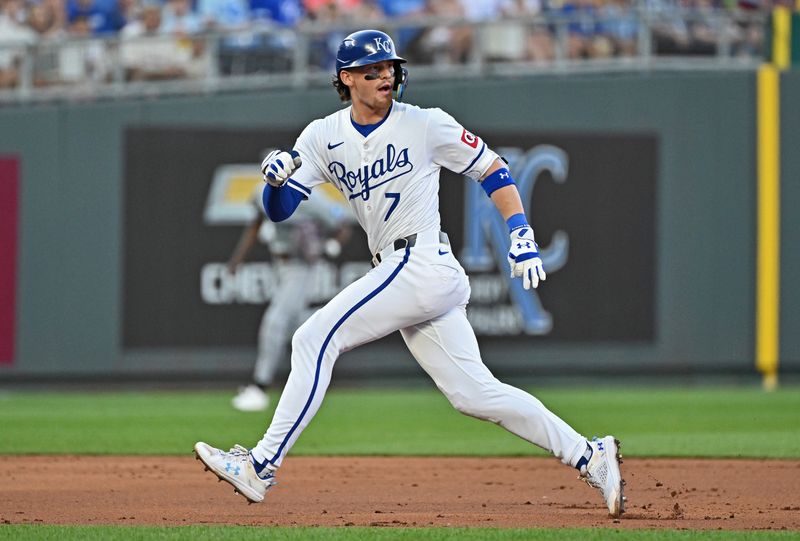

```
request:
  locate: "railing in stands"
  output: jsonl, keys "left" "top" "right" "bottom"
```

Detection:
{"left": 0, "top": 9, "right": 767, "bottom": 105}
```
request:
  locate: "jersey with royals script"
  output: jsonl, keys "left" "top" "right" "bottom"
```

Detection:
{"left": 284, "top": 101, "right": 500, "bottom": 255}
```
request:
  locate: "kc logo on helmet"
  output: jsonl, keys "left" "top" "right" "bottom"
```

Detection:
{"left": 373, "top": 37, "right": 392, "bottom": 54}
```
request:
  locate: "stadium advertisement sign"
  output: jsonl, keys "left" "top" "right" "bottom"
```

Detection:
{"left": 123, "top": 128, "right": 656, "bottom": 348}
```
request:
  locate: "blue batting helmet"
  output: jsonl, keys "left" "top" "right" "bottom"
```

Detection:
{"left": 334, "top": 30, "right": 408, "bottom": 100}
{"left": 335, "top": 29, "right": 407, "bottom": 75}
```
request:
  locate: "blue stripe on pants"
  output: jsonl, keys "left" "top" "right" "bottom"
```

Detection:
{"left": 268, "top": 246, "right": 411, "bottom": 464}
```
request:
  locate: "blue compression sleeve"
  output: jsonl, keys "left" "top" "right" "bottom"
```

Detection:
{"left": 262, "top": 183, "right": 304, "bottom": 222}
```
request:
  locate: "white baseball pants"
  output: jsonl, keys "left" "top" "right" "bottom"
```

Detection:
{"left": 251, "top": 229, "right": 588, "bottom": 469}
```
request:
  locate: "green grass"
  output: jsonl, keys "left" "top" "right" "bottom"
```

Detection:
{"left": 0, "top": 386, "right": 798, "bottom": 457}
{"left": 1, "top": 387, "right": 798, "bottom": 539}
{"left": 0, "top": 526, "right": 796, "bottom": 541}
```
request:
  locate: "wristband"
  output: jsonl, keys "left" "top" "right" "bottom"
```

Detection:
{"left": 506, "top": 213, "right": 529, "bottom": 232}
{"left": 480, "top": 167, "right": 515, "bottom": 197}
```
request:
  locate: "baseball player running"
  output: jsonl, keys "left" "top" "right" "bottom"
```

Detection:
{"left": 195, "top": 29, "right": 625, "bottom": 517}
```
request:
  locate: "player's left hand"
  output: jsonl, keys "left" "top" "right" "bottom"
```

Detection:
{"left": 507, "top": 227, "right": 546, "bottom": 290}
{"left": 261, "top": 149, "right": 302, "bottom": 187}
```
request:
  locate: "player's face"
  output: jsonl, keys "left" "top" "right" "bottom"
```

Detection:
{"left": 343, "top": 60, "right": 395, "bottom": 111}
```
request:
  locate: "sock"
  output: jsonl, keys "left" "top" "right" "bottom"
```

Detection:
{"left": 574, "top": 442, "right": 593, "bottom": 472}
{"left": 249, "top": 451, "right": 276, "bottom": 479}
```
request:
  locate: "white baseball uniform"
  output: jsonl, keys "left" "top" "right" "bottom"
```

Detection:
{"left": 250, "top": 101, "right": 589, "bottom": 470}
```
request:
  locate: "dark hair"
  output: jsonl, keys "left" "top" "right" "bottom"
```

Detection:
{"left": 332, "top": 74, "right": 351, "bottom": 102}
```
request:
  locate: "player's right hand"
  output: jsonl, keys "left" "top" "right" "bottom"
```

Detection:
{"left": 261, "top": 149, "right": 302, "bottom": 187}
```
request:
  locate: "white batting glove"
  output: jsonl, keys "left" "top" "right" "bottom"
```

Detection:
{"left": 261, "top": 149, "right": 302, "bottom": 187}
{"left": 507, "top": 226, "right": 547, "bottom": 290}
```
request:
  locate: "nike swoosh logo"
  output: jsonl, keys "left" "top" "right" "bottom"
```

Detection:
{"left": 438, "top": 249, "right": 449, "bottom": 256}
{"left": 327, "top": 141, "right": 344, "bottom": 150}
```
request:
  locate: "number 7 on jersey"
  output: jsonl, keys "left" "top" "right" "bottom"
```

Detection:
{"left": 384, "top": 192, "right": 400, "bottom": 222}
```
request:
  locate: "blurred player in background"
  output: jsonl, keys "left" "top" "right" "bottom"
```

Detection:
{"left": 227, "top": 182, "right": 352, "bottom": 412}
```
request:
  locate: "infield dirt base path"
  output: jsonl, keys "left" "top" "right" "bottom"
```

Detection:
{"left": 1, "top": 456, "right": 799, "bottom": 530}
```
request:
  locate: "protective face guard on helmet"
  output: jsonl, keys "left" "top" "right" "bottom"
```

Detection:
{"left": 395, "top": 67, "right": 409, "bottom": 101}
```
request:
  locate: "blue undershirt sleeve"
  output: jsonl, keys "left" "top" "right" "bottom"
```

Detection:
{"left": 262, "top": 183, "right": 304, "bottom": 222}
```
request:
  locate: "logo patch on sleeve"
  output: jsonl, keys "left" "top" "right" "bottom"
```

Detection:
{"left": 460, "top": 129, "right": 479, "bottom": 149}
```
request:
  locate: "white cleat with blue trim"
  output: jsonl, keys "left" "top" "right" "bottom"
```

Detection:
{"left": 579, "top": 435, "right": 626, "bottom": 518}
{"left": 194, "top": 442, "right": 276, "bottom": 503}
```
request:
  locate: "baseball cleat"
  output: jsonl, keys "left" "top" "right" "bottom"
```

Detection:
{"left": 579, "top": 436, "right": 625, "bottom": 518}
{"left": 194, "top": 442, "right": 276, "bottom": 503}
{"left": 231, "top": 385, "right": 270, "bottom": 412}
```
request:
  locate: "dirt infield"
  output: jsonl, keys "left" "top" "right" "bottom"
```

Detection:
{"left": 1, "top": 456, "right": 798, "bottom": 530}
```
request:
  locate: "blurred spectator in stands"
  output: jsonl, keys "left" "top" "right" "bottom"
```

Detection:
{"left": 0, "top": 0, "right": 37, "bottom": 88}
{"left": 250, "top": 0, "right": 303, "bottom": 25}
{"left": 377, "top": 0, "right": 425, "bottom": 52}
{"left": 560, "top": 0, "right": 614, "bottom": 58}
{"left": 598, "top": 0, "right": 639, "bottom": 56}
{"left": 378, "top": 0, "right": 425, "bottom": 16}
{"left": 476, "top": 0, "right": 555, "bottom": 63}
{"left": 28, "top": 2, "right": 61, "bottom": 36}
{"left": 730, "top": 0, "right": 762, "bottom": 57}
{"left": 162, "top": 0, "right": 210, "bottom": 78}
{"left": 641, "top": 0, "right": 732, "bottom": 56}
{"left": 304, "top": 1, "right": 346, "bottom": 71}
{"left": 120, "top": 2, "right": 197, "bottom": 80}
{"left": 41, "top": 0, "right": 68, "bottom": 34}
{"left": 1, "top": 0, "right": 28, "bottom": 25}
{"left": 49, "top": 14, "right": 110, "bottom": 84}
{"left": 638, "top": 0, "right": 692, "bottom": 53}
{"left": 304, "top": 0, "right": 386, "bottom": 22}
{"left": 429, "top": 0, "right": 471, "bottom": 63}
{"left": 505, "top": 0, "right": 557, "bottom": 62}
{"left": 198, "top": 0, "right": 250, "bottom": 30}
{"left": 685, "top": 0, "right": 749, "bottom": 56}
{"left": 461, "top": 0, "right": 518, "bottom": 62}
{"left": 66, "top": 0, "right": 119, "bottom": 34}
{"left": 27, "top": 3, "right": 70, "bottom": 87}
{"left": 303, "top": 0, "right": 360, "bottom": 15}
{"left": 242, "top": 0, "right": 302, "bottom": 74}
{"left": 199, "top": 0, "right": 257, "bottom": 74}
{"left": 162, "top": 0, "right": 203, "bottom": 34}
{"left": 105, "top": 0, "right": 141, "bottom": 33}
{"left": 679, "top": 0, "right": 721, "bottom": 54}
{"left": 459, "top": 0, "right": 500, "bottom": 20}
{"left": 349, "top": 0, "right": 384, "bottom": 19}
{"left": 403, "top": 0, "right": 470, "bottom": 64}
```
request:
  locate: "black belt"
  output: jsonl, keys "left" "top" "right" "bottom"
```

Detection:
{"left": 371, "top": 231, "right": 450, "bottom": 267}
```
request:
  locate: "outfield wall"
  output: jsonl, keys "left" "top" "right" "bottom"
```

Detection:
{"left": 0, "top": 71, "right": 796, "bottom": 382}
{"left": 781, "top": 71, "right": 800, "bottom": 367}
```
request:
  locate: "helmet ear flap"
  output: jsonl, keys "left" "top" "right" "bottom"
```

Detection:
{"left": 393, "top": 66, "right": 409, "bottom": 102}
